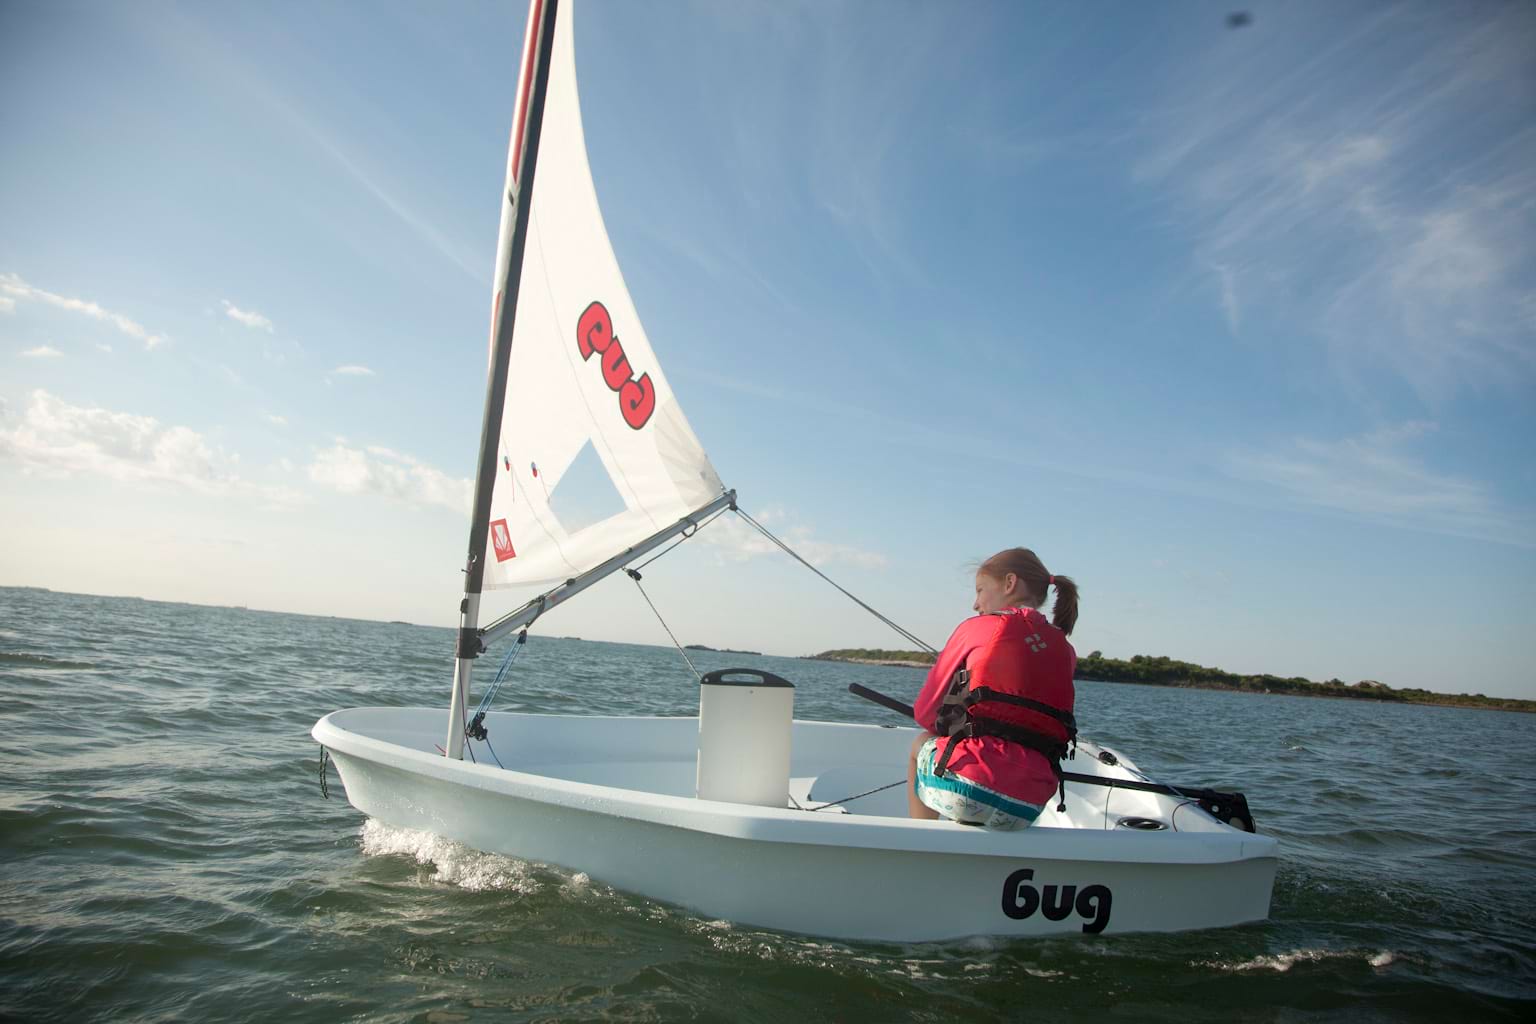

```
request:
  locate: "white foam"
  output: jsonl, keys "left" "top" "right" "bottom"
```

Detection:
{"left": 358, "top": 819, "right": 541, "bottom": 894}
{"left": 1201, "top": 948, "right": 1399, "bottom": 973}
{"left": 1214, "top": 950, "right": 1329, "bottom": 972}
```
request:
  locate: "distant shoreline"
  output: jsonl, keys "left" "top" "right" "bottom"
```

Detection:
{"left": 808, "top": 656, "right": 930, "bottom": 668}
{"left": 804, "top": 649, "right": 1536, "bottom": 714}
{"left": 684, "top": 643, "right": 763, "bottom": 656}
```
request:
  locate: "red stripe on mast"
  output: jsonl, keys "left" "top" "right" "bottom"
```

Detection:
{"left": 510, "top": 0, "right": 547, "bottom": 182}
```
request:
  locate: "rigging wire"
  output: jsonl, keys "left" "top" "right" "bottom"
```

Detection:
{"left": 462, "top": 629, "right": 529, "bottom": 758}
{"left": 627, "top": 568, "right": 701, "bottom": 680}
{"left": 616, "top": 500, "right": 933, "bottom": 677}
{"left": 472, "top": 629, "right": 528, "bottom": 722}
{"left": 630, "top": 505, "right": 730, "bottom": 574}
{"left": 619, "top": 506, "right": 734, "bottom": 681}
{"left": 733, "top": 506, "right": 936, "bottom": 654}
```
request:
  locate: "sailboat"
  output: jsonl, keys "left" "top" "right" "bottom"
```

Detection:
{"left": 312, "top": 0, "right": 1277, "bottom": 941}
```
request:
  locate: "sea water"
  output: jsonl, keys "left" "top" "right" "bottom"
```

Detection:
{"left": 1, "top": 586, "right": 1532, "bottom": 1021}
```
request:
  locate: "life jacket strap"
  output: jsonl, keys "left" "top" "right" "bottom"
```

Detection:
{"left": 930, "top": 717, "right": 1072, "bottom": 813}
{"left": 963, "top": 686, "right": 1078, "bottom": 739}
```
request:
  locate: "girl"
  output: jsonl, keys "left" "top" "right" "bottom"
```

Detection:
{"left": 907, "top": 548, "right": 1078, "bottom": 829}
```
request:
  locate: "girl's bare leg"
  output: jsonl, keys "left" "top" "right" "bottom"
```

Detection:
{"left": 908, "top": 732, "right": 940, "bottom": 819}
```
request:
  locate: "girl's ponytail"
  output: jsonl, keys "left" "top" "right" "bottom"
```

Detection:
{"left": 1048, "top": 574, "right": 1078, "bottom": 636}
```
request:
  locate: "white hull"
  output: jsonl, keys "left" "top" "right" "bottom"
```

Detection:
{"left": 314, "top": 708, "right": 1276, "bottom": 941}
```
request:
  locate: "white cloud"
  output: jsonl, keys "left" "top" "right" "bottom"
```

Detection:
{"left": 265, "top": 413, "right": 287, "bottom": 426}
{"left": 20, "top": 346, "right": 62, "bottom": 359}
{"left": 306, "top": 442, "right": 471, "bottom": 513}
{"left": 222, "top": 299, "right": 274, "bottom": 332}
{"left": 0, "top": 273, "right": 169, "bottom": 349}
{"left": 0, "top": 389, "right": 227, "bottom": 491}
{"left": 0, "top": 296, "right": 15, "bottom": 313}
{"left": 333, "top": 364, "right": 374, "bottom": 376}
{"left": 1224, "top": 423, "right": 1533, "bottom": 548}
{"left": 97, "top": 343, "right": 112, "bottom": 353}
{"left": 0, "top": 390, "right": 303, "bottom": 505}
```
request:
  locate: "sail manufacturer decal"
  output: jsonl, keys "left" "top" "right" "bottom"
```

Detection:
{"left": 576, "top": 300, "right": 655, "bottom": 429}
{"left": 489, "top": 519, "right": 517, "bottom": 562}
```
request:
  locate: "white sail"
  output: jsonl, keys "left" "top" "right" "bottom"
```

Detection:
{"left": 479, "top": 0, "right": 722, "bottom": 588}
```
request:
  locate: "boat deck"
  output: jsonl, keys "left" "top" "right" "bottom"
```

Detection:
{"left": 330, "top": 706, "right": 1238, "bottom": 833}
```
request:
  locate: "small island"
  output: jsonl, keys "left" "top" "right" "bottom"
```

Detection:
{"left": 807, "top": 648, "right": 935, "bottom": 668}
{"left": 805, "top": 649, "right": 1536, "bottom": 714}
{"left": 685, "top": 643, "right": 763, "bottom": 656}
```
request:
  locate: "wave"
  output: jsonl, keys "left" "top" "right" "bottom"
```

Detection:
{"left": 0, "top": 651, "right": 98, "bottom": 670}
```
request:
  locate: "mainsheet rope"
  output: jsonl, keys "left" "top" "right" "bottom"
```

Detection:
{"left": 788, "top": 778, "right": 906, "bottom": 813}
{"left": 732, "top": 506, "right": 936, "bottom": 654}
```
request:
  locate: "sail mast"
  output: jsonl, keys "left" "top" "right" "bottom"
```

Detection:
{"left": 447, "top": 0, "right": 561, "bottom": 760}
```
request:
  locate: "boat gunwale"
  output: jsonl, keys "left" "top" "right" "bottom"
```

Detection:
{"left": 314, "top": 707, "right": 1278, "bottom": 866}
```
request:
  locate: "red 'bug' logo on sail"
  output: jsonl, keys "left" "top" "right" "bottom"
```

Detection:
{"left": 489, "top": 519, "right": 516, "bottom": 562}
{"left": 576, "top": 300, "right": 655, "bottom": 429}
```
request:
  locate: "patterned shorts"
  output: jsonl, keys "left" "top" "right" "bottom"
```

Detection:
{"left": 914, "top": 736, "right": 1043, "bottom": 831}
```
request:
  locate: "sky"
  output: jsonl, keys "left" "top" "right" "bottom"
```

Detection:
{"left": 1, "top": 0, "right": 1533, "bottom": 699}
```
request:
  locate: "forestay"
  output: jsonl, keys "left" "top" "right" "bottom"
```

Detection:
{"left": 481, "top": 1, "right": 723, "bottom": 588}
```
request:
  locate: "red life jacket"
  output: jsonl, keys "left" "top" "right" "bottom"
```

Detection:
{"left": 932, "top": 608, "right": 1077, "bottom": 794}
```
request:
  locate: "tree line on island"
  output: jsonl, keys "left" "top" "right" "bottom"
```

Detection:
{"left": 804, "top": 649, "right": 1535, "bottom": 714}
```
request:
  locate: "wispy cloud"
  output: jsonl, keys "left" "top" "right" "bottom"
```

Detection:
{"left": 1213, "top": 263, "right": 1240, "bottom": 334}
{"left": 1134, "top": 5, "right": 1536, "bottom": 400}
{"left": 796, "top": 7, "right": 953, "bottom": 292}
{"left": 265, "top": 413, "right": 287, "bottom": 426}
{"left": 0, "top": 273, "right": 169, "bottom": 350}
{"left": 20, "top": 346, "right": 62, "bottom": 359}
{"left": 0, "top": 389, "right": 296, "bottom": 503}
{"left": 1223, "top": 423, "right": 1533, "bottom": 548}
{"left": 306, "top": 442, "right": 471, "bottom": 513}
{"left": 0, "top": 296, "right": 14, "bottom": 314}
{"left": 222, "top": 299, "right": 274, "bottom": 332}
{"left": 681, "top": 3, "right": 958, "bottom": 295}
{"left": 332, "top": 364, "right": 374, "bottom": 377}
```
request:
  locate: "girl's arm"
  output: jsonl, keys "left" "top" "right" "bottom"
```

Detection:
{"left": 912, "top": 619, "right": 982, "bottom": 731}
